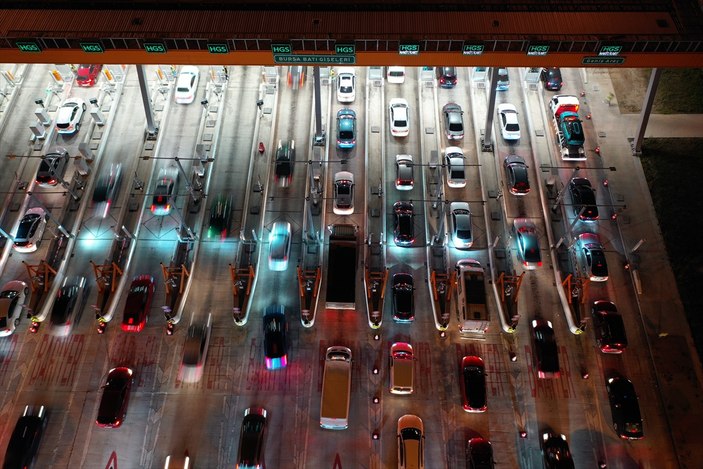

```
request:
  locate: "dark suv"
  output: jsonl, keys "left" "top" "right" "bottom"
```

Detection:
{"left": 592, "top": 300, "right": 628, "bottom": 353}
{"left": 436, "top": 66, "right": 457, "bottom": 88}
{"left": 541, "top": 67, "right": 563, "bottom": 91}
{"left": 392, "top": 273, "right": 414, "bottom": 322}
{"left": 568, "top": 177, "right": 599, "bottom": 220}
{"left": 606, "top": 377, "right": 644, "bottom": 440}
{"left": 275, "top": 139, "right": 295, "bottom": 188}
{"left": 393, "top": 201, "right": 415, "bottom": 247}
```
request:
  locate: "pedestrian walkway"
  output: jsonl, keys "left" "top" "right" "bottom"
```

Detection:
{"left": 583, "top": 68, "right": 703, "bottom": 468}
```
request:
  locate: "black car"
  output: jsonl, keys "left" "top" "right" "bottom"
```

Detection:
{"left": 461, "top": 356, "right": 487, "bottom": 412}
{"left": 393, "top": 201, "right": 415, "bottom": 247}
{"left": 207, "top": 194, "right": 233, "bottom": 239}
{"left": 466, "top": 436, "right": 495, "bottom": 469}
{"left": 541, "top": 67, "right": 563, "bottom": 91}
{"left": 275, "top": 139, "right": 295, "bottom": 188}
{"left": 92, "top": 163, "right": 122, "bottom": 218}
{"left": 592, "top": 300, "right": 628, "bottom": 353}
{"left": 606, "top": 377, "right": 644, "bottom": 440}
{"left": 150, "top": 167, "right": 179, "bottom": 216}
{"left": 568, "top": 177, "right": 599, "bottom": 221}
{"left": 236, "top": 407, "right": 268, "bottom": 469}
{"left": 532, "top": 319, "right": 560, "bottom": 379}
{"left": 35, "top": 147, "right": 68, "bottom": 186}
{"left": 436, "top": 66, "right": 457, "bottom": 88}
{"left": 96, "top": 367, "right": 133, "bottom": 428}
{"left": 503, "top": 155, "right": 530, "bottom": 195}
{"left": 578, "top": 233, "right": 609, "bottom": 281}
{"left": 49, "top": 276, "right": 86, "bottom": 337}
{"left": 3, "top": 405, "right": 47, "bottom": 469}
{"left": 541, "top": 432, "right": 575, "bottom": 469}
{"left": 264, "top": 305, "right": 288, "bottom": 370}
{"left": 392, "top": 273, "right": 414, "bottom": 322}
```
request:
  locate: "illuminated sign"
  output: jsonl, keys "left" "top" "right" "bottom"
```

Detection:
{"left": 271, "top": 43, "right": 292, "bottom": 54}
{"left": 273, "top": 55, "right": 355, "bottom": 64}
{"left": 399, "top": 43, "right": 420, "bottom": 55}
{"left": 462, "top": 43, "right": 484, "bottom": 56}
{"left": 335, "top": 44, "right": 355, "bottom": 56}
{"left": 144, "top": 42, "right": 167, "bottom": 54}
{"left": 583, "top": 56, "right": 626, "bottom": 65}
{"left": 16, "top": 41, "right": 41, "bottom": 53}
{"left": 527, "top": 44, "right": 550, "bottom": 56}
{"left": 80, "top": 42, "right": 104, "bottom": 53}
{"left": 599, "top": 45, "right": 623, "bottom": 56}
{"left": 207, "top": 43, "right": 229, "bottom": 54}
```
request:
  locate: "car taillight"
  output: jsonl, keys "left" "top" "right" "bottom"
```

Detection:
{"left": 537, "top": 261, "right": 543, "bottom": 267}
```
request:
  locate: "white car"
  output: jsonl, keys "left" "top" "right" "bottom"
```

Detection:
{"left": 333, "top": 171, "right": 354, "bottom": 215}
{"left": 336, "top": 67, "right": 356, "bottom": 103}
{"left": 450, "top": 202, "right": 473, "bottom": 249}
{"left": 13, "top": 207, "right": 47, "bottom": 253}
{"left": 174, "top": 66, "right": 200, "bottom": 104}
{"left": 0, "top": 280, "right": 29, "bottom": 337}
{"left": 268, "top": 221, "right": 292, "bottom": 271}
{"left": 56, "top": 97, "right": 86, "bottom": 135}
{"left": 389, "top": 98, "right": 409, "bottom": 137}
{"left": 395, "top": 155, "right": 414, "bottom": 191}
{"left": 387, "top": 66, "right": 406, "bottom": 84}
{"left": 444, "top": 146, "right": 466, "bottom": 188}
{"left": 497, "top": 103, "right": 521, "bottom": 141}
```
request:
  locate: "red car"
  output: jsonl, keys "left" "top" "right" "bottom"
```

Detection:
{"left": 121, "top": 275, "right": 154, "bottom": 332}
{"left": 96, "top": 367, "right": 133, "bottom": 428}
{"left": 75, "top": 64, "right": 102, "bottom": 87}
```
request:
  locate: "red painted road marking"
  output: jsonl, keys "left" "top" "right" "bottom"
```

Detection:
{"left": 104, "top": 450, "right": 117, "bottom": 469}
{"left": 333, "top": 452, "right": 342, "bottom": 469}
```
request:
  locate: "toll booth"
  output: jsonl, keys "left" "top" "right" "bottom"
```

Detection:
{"left": 298, "top": 266, "right": 321, "bottom": 327}
{"left": 562, "top": 274, "right": 590, "bottom": 331}
{"left": 496, "top": 272, "right": 525, "bottom": 332}
{"left": 230, "top": 264, "right": 255, "bottom": 325}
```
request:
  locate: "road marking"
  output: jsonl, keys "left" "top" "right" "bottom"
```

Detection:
{"left": 104, "top": 450, "right": 118, "bottom": 469}
{"left": 333, "top": 452, "right": 342, "bottom": 469}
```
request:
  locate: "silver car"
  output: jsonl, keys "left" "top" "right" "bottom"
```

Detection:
{"left": 442, "top": 103, "right": 464, "bottom": 140}
{"left": 333, "top": 171, "right": 354, "bottom": 215}
{"left": 445, "top": 147, "right": 466, "bottom": 188}
{"left": 13, "top": 206, "right": 48, "bottom": 253}
{"left": 268, "top": 221, "right": 292, "bottom": 271}
{"left": 0, "top": 280, "right": 29, "bottom": 337}
{"left": 450, "top": 202, "right": 473, "bottom": 249}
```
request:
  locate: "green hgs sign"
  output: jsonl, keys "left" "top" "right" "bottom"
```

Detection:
{"left": 144, "top": 42, "right": 167, "bottom": 54}
{"left": 16, "top": 41, "right": 41, "bottom": 53}
{"left": 80, "top": 42, "right": 104, "bottom": 53}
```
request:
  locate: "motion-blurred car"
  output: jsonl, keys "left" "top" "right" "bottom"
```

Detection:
{"left": 577, "top": 233, "right": 609, "bottom": 281}
{"left": 444, "top": 147, "right": 466, "bottom": 188}
{"left": 151, "top": 167, "right": 179, "bottom": 216}
{"left": 207, "top": 194, "right": 232, "bottom": 240}
{"left": 263, "top": 305, "right": 288, "bottom": 370}
{"left": 35, "top": 147, "right": 68, "bottom": 186}
{"left": 466, "top": 436, "right": 495, "bottom": 469}
{"left": 179, "top": 313, "right": 212, "bottom": 383}
{"left": 592, "top": 300, "right": 628, "bottom": 354}
{"left": 3, "top": 405, "right": 46, "bottom": 469}
{"left": 496, "top": 67, "right": 510, "bottom": 91}
{"left": 392, "top": 273, "right": 414, "bottom": 322}
{"left": 0, "top": 280, "right": 29, "bottom": 337}
{"left": 513, "top": 218, "right": 542, "bottom": 269}
{"left": 568, "top": 177, "right": 599, "bottom": 221}
{"left": 336, "top": 67, "right": 356, "bottom": 103}
{"left": 49, "top": 276, "right": 86, "bottom": 337}
{"left": 121, "top": 275, "right": 154, "bottom": 332}
{"left": 93, "top": 163, "right": 122, "bottom": 218}
{"left": 497, "top": 103, "right": 520, "bottom": 141}
{"left": 541, "top": 432, "right": 575, "bottom": 469}
{"left": 461, "top": 355, "right": 487, "bottom": 412}
{"left": 436, "top": 66, "right": 457, "bottom": 88}
{"left": 13, "top": 207, "right": 47, "bottom": 253}
{"left": 503, "top": 155, "right": 530, "bottom": 195}
{"left": 540, "top": 67, "right": 563, "bottom": 91}
{"left": 389, "top": 98, "right": 409, "bottom": 137}
{"left": 532, "top": 319, "right": 560, "bottom": 379}
{"left": 397, "top": 414, "right": 424, "bottom": 469}
{"left": 96, "top": 367, "right": 133, "bottom": 428}
{"left": 393, "top": 201, "right": 415, "bottom": 247}
{"left": 395, "top": 155, "right": 414, "bottom": 191}
{"left": 333, "top": 171, "right": 354, "bottom": 215}
{"left": 236, "top": 407, "right": 268, "bottom": 469}
{"left": 450, "top": 201, "right": 473, "bottom": 249}
{"left": 56, "top": 97, "right": 86, "bottom": 135}
{"left": 387, "top": 66, "right": 406, "bottom": 84}
{"left": 274, "top": 140, "right": 295, "bottom": 188}
{"left": 336, "top": 109, "right": 357, "bottom": 149}
{"left": 606, "top": 377, "right": 644, "bottom": 440}
{"left": 442, "top": 103, "right": 464, "bottom": 140}
{"left": 389, "top": 342, "right": 414, "bottom": 394}
{"left": 174, "top": 65, "right": 199, "bottom": 104}
{"left": 268, "top": 221, "right": 292, "bottom": 271}
{"left": 75, "top": 64, "right": 102, "bottom": 87}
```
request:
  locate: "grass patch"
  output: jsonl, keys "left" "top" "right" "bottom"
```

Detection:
{"left": 609, "top": 68, "right": 703, "bottom": 114}
{"left": 640, "top": 138, "right": 703, "bottom": 355}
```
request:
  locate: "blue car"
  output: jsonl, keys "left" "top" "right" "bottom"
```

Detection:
{"left": 336, "top": 109, "right": 356, "bottom": 149}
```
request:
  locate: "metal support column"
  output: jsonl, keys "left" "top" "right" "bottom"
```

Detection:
{"left": 136, "top": 64, "right": 158, "bottom": 136}
{"left": 482, "top": 68, "right": 500, "bottom": 151}
{"left": 632, "top": 68, "right": 662, "bottom": 155}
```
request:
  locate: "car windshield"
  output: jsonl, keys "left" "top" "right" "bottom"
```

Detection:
{"left": 449, "top": 121, "right": 463, "bottom": 131}
{"left": 17, "top": 214, "right": 40, "bottom": 239}
{"left": 506, "top": 123, "right": 519, "bottom": 131}
{"left": 271, "top": 235, "right": 288, "bottom": 259}
{"left": 340, "top": 84, "right": 352, "bottom": 93}
{"left": 339, "top": 129, "right": 354, "bottom": 139}
{"left": 336, "top": 184, "right": 351, "bottom": 196}
{"left": 400, "top": 427, "right": 422, "bottom": 440}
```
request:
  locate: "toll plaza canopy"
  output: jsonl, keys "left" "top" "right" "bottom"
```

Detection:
{"left": 1, "top": 0, "right": 702, "bottom": 66}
